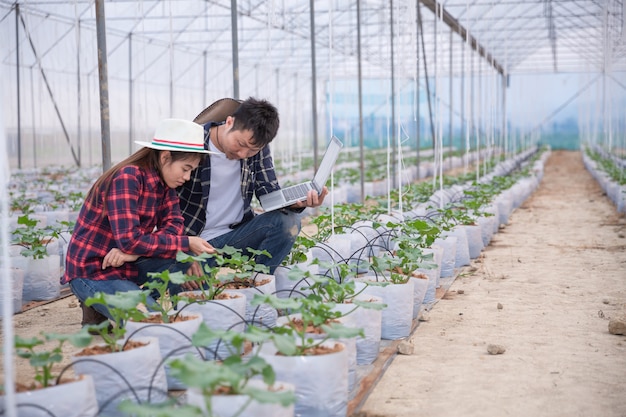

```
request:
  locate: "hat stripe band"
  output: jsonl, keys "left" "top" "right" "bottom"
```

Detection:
{"left": 152, "top": 137, "right": 205, "bottom": 151}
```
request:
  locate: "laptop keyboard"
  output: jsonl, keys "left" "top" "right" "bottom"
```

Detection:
{"left": 283, "top": 183, "right": 311, "bottom": 201}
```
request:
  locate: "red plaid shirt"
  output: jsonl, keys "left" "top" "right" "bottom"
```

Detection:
{"left": 62, "top": 165, "right": 190, "bottom": 283}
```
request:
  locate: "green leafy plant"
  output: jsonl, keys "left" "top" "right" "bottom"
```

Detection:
{"left": 282, "top": 235, "right": 316, "bottom": 266}
{"left": 83, "top": 290, "right": 149, "bottom": 352}
{"left": 117, "top": 400, "right": 203, "bottom": 416}
{"left": 13, "top": 329, "right": 93, "bottom": 390}
{"left": 251, "top": 294, "right": 364, "bottom": 356}
{"left": 176, "top": 250, "right": 234, "bottom": 302}
{"left": 121, "top": 323, "right": 295, "bottom": 417}
{"left": 205, "top": 245, "right": 272, "bottom": 288}
{"left": 11, "top": 215, "right": 60, "bottom": 259}
{"left": 300, "top": 263, "right": 387, "bottom": 316}
{"left": 141, "top": 269, "right": 198, "bottom": 324}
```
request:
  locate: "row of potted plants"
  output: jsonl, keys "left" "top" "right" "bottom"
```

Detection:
{"left": 4, "top": 244, "right": 391, "bottom": 416}
{"left": 3, "top": 145, "right": 550, "bottom": 416}
{"left": 583, "top": 144, "right": 626, "bottom": 213}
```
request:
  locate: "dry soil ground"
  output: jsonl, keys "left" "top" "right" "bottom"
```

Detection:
{"left": 2, "top": 150, "right": 626, "bottom": 417}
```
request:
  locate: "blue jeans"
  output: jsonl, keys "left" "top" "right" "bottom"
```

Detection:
{"left": 70, "top": 257, "right": 192, "bottom": 321}
{"left": 208, "top": 210, "right": 302, "bottom": 274}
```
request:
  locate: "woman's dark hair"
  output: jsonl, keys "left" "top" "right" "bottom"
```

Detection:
{"left": 231, "top": 97, "right": 279, "bottom": 147}
{"left": 85, "top": 148, "right": 205, "bottom": 218}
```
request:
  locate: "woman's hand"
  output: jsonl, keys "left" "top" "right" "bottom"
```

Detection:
{"left": 102, "top": 248, "right": 140, "bottom": 269}
{"left": 189, "top": 236, "right": 216, "bottom": 256}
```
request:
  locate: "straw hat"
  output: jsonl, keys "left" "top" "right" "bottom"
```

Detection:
{"left": 135, "top": 118, "right": 212, "bottom": 154}
{"left": 193, "top": 98, "right": 242, "bottom": 124}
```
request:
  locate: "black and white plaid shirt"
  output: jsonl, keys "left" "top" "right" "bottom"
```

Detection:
{"left": 177, "top": 122, "right": 280, "bottom": 236}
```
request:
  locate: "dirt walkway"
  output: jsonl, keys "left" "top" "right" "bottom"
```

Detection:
{"left": 356, "top": 150, "right": 626, "bottom": 417}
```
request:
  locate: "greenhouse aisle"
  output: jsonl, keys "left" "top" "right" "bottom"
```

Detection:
{"left": 355, "top": 150, "right": 626, "bottom": 417}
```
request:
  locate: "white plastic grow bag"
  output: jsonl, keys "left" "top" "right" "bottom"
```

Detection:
{"left": 125, "top": 312, "right": 202, "bottom": 390}
{"left": 448, "top": 226, "right": 470, "bottom": 267}
{"left": 259, "top": 340, "right": 348, "bottom": 417}
{"left": 12, "top": 254, "right": 61, "bottom": 301}
{"left": 71, "top": 336, "right": 168, "bottom": 417}
{"left": 356, "top": 278, "right": 414, "bottom": 340}
{"left": 0, "top": 267, "right": 23, "bottom": 316}
{"left": 274, "top": 262, "right": 318, "bottom": 299}
{"left": 0, "top": 375, "right": 98, "bottom": 417}
{"left": 224, "top": 273, "right": 277, "bottom": 328}
{"left": 177, "top": 290, "right": 247, "bottom": 360}
{"left": 434, "top": 235, "right": 457, "bottom": 279}
{"left": 186, "top": 379, "right": 296, "bottom": 417}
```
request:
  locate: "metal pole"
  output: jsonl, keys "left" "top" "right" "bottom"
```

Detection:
{"left": 76, "top": 19, "right": 82, "bottom": 166}
{"left": 502, "top": 73, "right": 507, "bottom": 160}
{"left": 357, "top": 0, "right": 364, "bottom": 201}
{"left": 95, "top": 0, "right": 111, "bottom": 171}
{"left": 460, "top": 32, "right": 465, "bottom": 157}
{"left": 449, "top": 28, "right": 453, "bottom": 169}
{"left": 416, "top": 1, "right": 421, "bottom": 178}
{"left": 231, "top": 0, "right": 240, "bottom": 99}
{"left": 418, "top": 3, "right": 436, "bottom": 148}
{"left": 15, "top": 4, "right": 21, "bottom": 169}
{"left": 310, "top": 0, "right": 319, "bottom": 168}
{"left": 128, "top": 33, "right": 132, "bottom": 155}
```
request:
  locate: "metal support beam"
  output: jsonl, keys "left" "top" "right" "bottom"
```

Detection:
{"left": 357, "top": 0, "right": 365, "bottom": 202}
{"left": 415, "top": 1, "right": 421, "bottom": 179}
{"left": 15, "top": 4, "right": 21, "bottom": 169}
{"left": 420, "top": 0, "right": 505, "bottom": 75}
{"left": 310, "top": 0, "right": 319, "bottom": 168}
{"left": 95, "top": 0, "right": 111, "bottom": 171}
{"left": 20, "top": 11, "right": 81, "bottom": 167}
{"left": 418, "top": 5, "right": 436, "bottom": 148}
{"left": 231, "top": 0, "right": 240, "bottom": 99}
{"left": 128, "top": 32, "right": 132, "bottom": 156}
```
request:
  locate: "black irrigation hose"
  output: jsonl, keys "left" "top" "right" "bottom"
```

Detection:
{"left": 65, "top": 357, "right": 141, "bottom": 407}
{"left": 176, "top": 298, "right": 247, "bottom": 325}
{"left": 8, "top": 403, "right": 58, "bottom": 417}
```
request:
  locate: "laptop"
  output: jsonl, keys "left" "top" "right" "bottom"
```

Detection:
{"left": 259, "top": 136, "right": 343, "bottom": 212}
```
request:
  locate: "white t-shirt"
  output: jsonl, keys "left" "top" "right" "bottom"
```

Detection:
{"left": 200, "top": 140, "right": 244, "bottom": 241}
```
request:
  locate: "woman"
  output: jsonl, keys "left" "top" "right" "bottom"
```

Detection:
{"left": 62, "top": 118, "right": 215, "bottom": 325}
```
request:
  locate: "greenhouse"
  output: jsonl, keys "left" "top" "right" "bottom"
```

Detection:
{"left": 1, "top": 1, "right": 625, "bottom": 417}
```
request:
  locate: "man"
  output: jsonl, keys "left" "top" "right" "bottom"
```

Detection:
{"left": 177, "top": 97, "right": 327, "bottom": 276}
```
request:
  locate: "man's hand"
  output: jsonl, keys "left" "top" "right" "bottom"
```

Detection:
{"left": 102, "top": 248, "right": 140, "bottom": 269}
{"left": 291, "top": 186, "right": 328, "bottom": 209}
{"left": 180, "top": 262, "right": 204, "bottom": 291}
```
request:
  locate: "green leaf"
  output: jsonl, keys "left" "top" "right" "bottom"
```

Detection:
{"left": 270, "top": 333, "right": 297, "bottom": 356}
{"left": 117, "top": 399, "right": 203, "bottom": 416}
{"left": 241, "top": 384, "right": 296, "bottom": 407}
{"left": 352, "top": 299, "right": 387, "bottom": 310}
{"left": 321, "top": 322, "right": 365, "bottom": 339}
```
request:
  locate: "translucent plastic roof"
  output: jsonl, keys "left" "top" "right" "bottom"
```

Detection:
{"left": 1, "top": 0, "right": 623, "bottom": 169}
{"left": 3, "top": 0, "right": 622, "bottom": 78}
